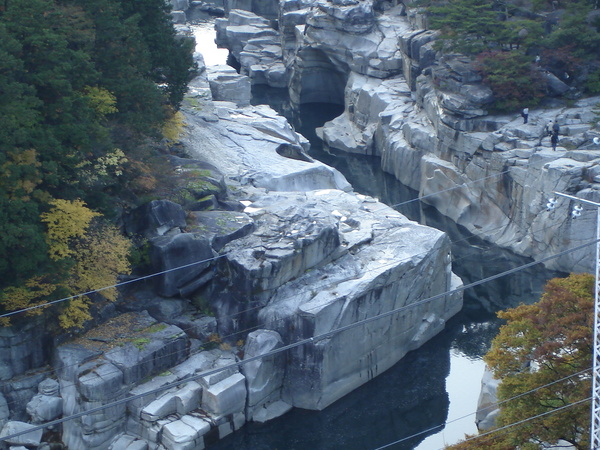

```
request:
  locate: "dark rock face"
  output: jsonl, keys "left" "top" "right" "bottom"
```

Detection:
{"left": 188, "top": 210, "right": 256, "bottom": 251}
{"left": 125, "top": 200, "right": 187, "bottom": 238}
{"left": 0, "top": 318, "right": 49, "bottom": 382}
{"left": 150, "top": 233, "right": 216, "bottom": 297}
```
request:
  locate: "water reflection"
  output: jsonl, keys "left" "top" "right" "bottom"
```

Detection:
{"left": 210, "top": 324, "right": 454, "bottom": 450}
{"left": 206, "top": 78, "right": 564, "bottom": 450}
{"left": 189, "top": 11, "right": 229, "bottom": 67}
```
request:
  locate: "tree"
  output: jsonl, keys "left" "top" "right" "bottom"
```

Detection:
{"left": 428, "top": 0, "right": 501, "bottom": 55}
{"left": 476, "top": 50, "right": 545, "bottom": 112}
{"left": 0, "top": 0, "right": 190, "bottom": 329}
{"left": 447, "top": 273, "right": 593, "bottom": 449}
{"left": 59, "top": 221, "right": 131, "bottom": 329}
{"left": 39, "top": 199, "right": 131, "bottom": 330}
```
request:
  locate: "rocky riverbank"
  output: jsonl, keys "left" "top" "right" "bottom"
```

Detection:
{"left": 0, "top": 47, "right": 462, "bottom": 449}
{"left": 214, "top": 0, "right": 600, "bottom": 275}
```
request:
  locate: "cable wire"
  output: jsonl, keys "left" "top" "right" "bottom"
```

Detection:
{"left": 448, "top": 396, "right": 591, "bottom": 450}
{"left": 0, "top": 239, "right": 594, "bottom": 442}
{"left": 373, "top": 367, "right": 592, "bottom": 449}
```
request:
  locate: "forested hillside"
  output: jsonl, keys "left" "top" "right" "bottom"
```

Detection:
{"left": 0, "top": 0, "right": 195, "bottom": 329}
{"left": 424, "top": 0, "right": 600, "bottom": 111}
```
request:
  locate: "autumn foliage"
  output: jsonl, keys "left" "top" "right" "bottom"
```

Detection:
{"left": 0, "top": 0, "right": 195, "bottom": 330}
{"left": 447, "top": 273, "right": 593, "bottom": 449}
{"left": 2, "top": 199, "right": 131, "bottom": 330}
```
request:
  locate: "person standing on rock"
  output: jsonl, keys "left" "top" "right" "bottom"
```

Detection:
{"left": 552, "top": 121, "right": 560, "bottom": 134}
{"left": 521, "top": 107, "right": 529, "bottom": 124}
{"left": 551, "top": 132, "right": 559, "bottom": 151}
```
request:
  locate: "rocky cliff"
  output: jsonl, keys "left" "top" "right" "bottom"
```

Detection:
{"left": 0, "top": 51, "right": 462, "bottom": 449}
{"left": 215, "top": 0, "right": 600, "bottom": 275}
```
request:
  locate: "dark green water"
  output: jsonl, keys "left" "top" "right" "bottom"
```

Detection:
{"left": 204, "top": 91, "right": 559, "bottom": 449}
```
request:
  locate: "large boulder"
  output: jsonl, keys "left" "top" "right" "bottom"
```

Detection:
{"left": 0, "top": 317, "right": 49, "bottom": 381}
{"left": 125, "top": 200, "right": 187, "bottom": 238}
{"left": 181, "top": 92, "right": 351, "bottom": 192}
{"left": 0, "top": 421, "right": 43, "bottom": 447}
{"left": 241, "top": 329, "right": 287, "bottom": 420}
{"left": 150, "top": 233, "right": 216, "bottom": 297}
{"left": 207, "top": 65, "right": 252, "bottom": 105}
{"left": 244, "top": 189, "right": 463, "bottom": 410}
{"left": 26, "top": 378, "right": 63, "bottom": 424}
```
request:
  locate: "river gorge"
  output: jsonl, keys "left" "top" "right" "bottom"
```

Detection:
{"left": 191, "top": 11, "right": 560, "bottom": 449}
{"left": 0, "top": 1, "right": 598, "bottom": 449}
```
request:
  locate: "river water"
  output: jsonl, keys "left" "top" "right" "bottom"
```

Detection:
{"left": 190, "top": 15, "right": 560, "bottom": 449}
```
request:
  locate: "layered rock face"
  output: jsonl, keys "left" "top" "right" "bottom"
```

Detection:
{"left": 217, "top": 0, "right": 600, "bottom": 274}
{"left": 0, "top": 59, "right": 462, "bottom": 449}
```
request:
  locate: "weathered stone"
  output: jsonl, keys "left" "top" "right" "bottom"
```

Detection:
{"left": 0, "top": 317, "right": 49, "bottom": 381}
{"left": 108, "top": 433, "right": 149, "bottom": 450}
{"left": 127, "top": 372, "right": 179, "bottom": 419}
{"left": 26, "top": 392, "right": 62, "bottom": 423}
{"left": 161, "top": 415, "right": 210, "bottom": 450}
{"left": 207, "top": 65, "right": 252, "bottom": 105}
{"left": 242, "top": 330, "right": 285, "bottom": 420}
{"left": 125, "top": 200, "right": 187, "bottom": 238}
{"left": 77, "top": 362, "right": 124, "bottom": 402}
{"left": 476, "top": 367, "right": 500, "bottom": 431}
{"left": 0, "top": 394, "right": 8, "bottom": 430}
{"left": 251, "top": 400, "right": 293, "bottom": 423}
{"left": 1, "top": 372, "right": 48, "bottom": 422}
{"left": 181, "top": 96, "right": 351, "bottom": 193}
{"left": 188, "top": 210, "right": 255, "bottom": 252}
{"left": 104, "top": 319, "right": 188, "bottom": 385}
{"left": 150, "top": 233, "right": 215, "bottom": 297}
{"left": 0, "top": 421, "right": 43, "bottom": 446}
{"left": 201, "top": 372, "right": 246, "bottom": 415}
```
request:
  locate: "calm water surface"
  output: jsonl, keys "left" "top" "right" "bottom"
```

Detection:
{"left": 191, "top": 23, "right": 559, "bottom": 450}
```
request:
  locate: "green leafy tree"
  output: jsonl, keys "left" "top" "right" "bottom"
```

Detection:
{"left": 0, "top": 0, "right": 192, "bottom": 328}
{"left": 429, "top": 0, "right": 502, "bottom": 55}
{"left": 119, "top": 0, "right": 197, "bottom": 107}
{"left": 476, "top": 50, "right": 545, "bottom": 112}
{"left": 448, "top": 273, "right": 593, "bottom": 449}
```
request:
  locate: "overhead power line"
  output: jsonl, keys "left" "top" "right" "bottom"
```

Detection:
{"left": 373, "top": 367, "right": 592, "bottom": 449}
{"left": 0, "top": 159, "right": 551, "bottom": 323}
{"left": 0, "top": 239, "right": 594, "bottom": 443}
{"left": 0, "top": 215, "right": 545, "bottom": 412}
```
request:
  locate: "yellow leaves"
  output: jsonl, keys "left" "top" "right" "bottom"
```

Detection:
{"left": 77, "top": 148, "right": 128, "bottom": 186}
{"left": 162, "top": 110, "right": 186, "bottom": 143}
{"left": 68, "top": 224, "right": 131, "bottom": 302}
{"left": 40, "top": 199, "right": 100, "bottom": 260}
{"left": 95, "top": 148, "right": 127, "bottom": 177}
{"left": 36, "top": 198, "right": 132, "bottom": 330}
{"left": 58, "top": 297, "right": 92, "bottom": 330}
{"left": 82, "top": 86, "right": 118, "bottom": 117}
{"left": 0, "top": 277, "right": 58, "bottom": 326}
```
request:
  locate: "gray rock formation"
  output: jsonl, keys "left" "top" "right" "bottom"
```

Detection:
{"left": 181, "top": 82, "right": 351, "bottom": 193}
{"left": 150, "top": 233, "right": 216, "bottom": 297}
{"left": 26, "top": 379, "right": 62, "bottom": 424}
{"left": 0, "top": 421, "right": 43, "bottom": 447}
{"left": 207, "top": 65, "right": 252, "bottom": 105}
{"left": 0, "top": 317, "right": 48, "bottom": 381}
{"left": 0, "top": 39, "right": 466, "bottom": 449}
{"left": 241, "top": 329, "right": 287, "bottom": 420}
{"left": 216, "top": 0, "right": 600, "bottom": 276}
{"left": 475, "top": 367, "right": 500, "bottom": 431}
{"left": 124, "top": 200, "right": 187, "bottom": 238}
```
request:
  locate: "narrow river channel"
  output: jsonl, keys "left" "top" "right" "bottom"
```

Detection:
{"left": 190, "top": 14, "right": 561, "bottom": 449}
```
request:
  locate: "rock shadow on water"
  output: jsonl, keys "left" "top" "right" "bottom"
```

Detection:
{"left": 208, "top": 326, "right": 456, "bottom": 450}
